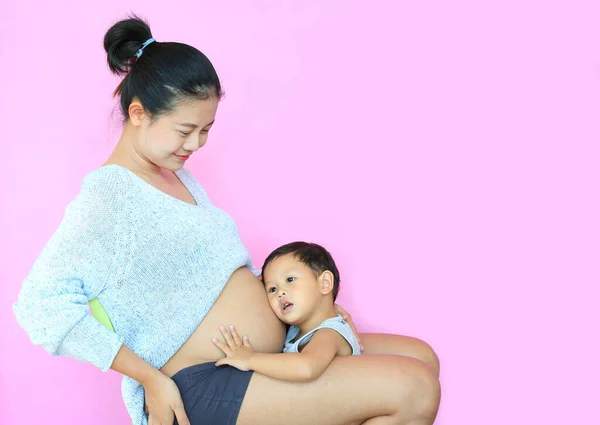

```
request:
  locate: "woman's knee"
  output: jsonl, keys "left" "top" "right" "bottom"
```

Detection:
{"left": 412, "top": 338, "right": 441, "bottom": 378}
{"left": 424, "top": 341, "right": 441, "bottom": 378}
{"left": 413, "top": 363, "right": 441, "bottom": 422}
{"left": 388, "top": 357, "right": 441, "bottom": 421}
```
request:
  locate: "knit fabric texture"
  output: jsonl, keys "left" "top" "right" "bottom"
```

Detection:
{"left": 13, "top": 164, "right": 260, "bottom": 425}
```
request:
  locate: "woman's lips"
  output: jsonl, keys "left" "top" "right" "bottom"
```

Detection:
{"left": 175, "top": 154, "right": 190, "bottom": 161}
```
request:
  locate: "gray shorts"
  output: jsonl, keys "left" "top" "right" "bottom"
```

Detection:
{"left": 172, "top": 362, "right": 253, "bottom": 425}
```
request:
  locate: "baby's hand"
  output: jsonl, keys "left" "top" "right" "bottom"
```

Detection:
{"left": 212, "top": 325, "right": 254, "bottom": 371}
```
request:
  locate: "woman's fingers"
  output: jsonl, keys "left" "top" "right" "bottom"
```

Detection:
{"left": 334, "top": 303, "right": 347, "bottom": 316}
{"left": 148, "top": 414, "right": 162, "bottom": 425}
{"left": 334, "top": 303, "right": 364, "bottom": 352}
{"left": 346, "top": 319, "right": 364, "bottom": 352}
{"left": 173, "top": 404, "right": 190, "bottom": 425}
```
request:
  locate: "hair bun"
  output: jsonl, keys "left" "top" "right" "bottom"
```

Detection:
{"left": 103, "top": 14, "right": 153, "bottom": 75}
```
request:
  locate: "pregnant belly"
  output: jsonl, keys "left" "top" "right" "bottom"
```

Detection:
{"left": 160, "top": 267, "right": 286, "bottom": 377}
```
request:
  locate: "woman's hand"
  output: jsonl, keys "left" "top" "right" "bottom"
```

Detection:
{"left": 212, "top": 325, "right": 254, "bottom": 371}
{"left": 334, "top": 304, "right": 364, "bottom": 353}
{"left": 142, "top": 371, "right": 190, "bottom": 425}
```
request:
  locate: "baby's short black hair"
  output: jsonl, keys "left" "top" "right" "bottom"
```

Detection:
{"left": 261, "top": 241, "right": 340, "bottom": 301}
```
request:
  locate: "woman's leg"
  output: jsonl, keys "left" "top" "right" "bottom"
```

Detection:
{"left": 360, "top": 333, "right": 440, "bottom": 377}
{"left": 237, "top": 354, "right": 441, "bottom": 425}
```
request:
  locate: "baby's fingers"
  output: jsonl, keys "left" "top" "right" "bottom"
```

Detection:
{"left": 215, "top": 357, "right": 229, "bottom": 367}
{"left": 228, "top": 325, "right": 244, "bottom": 346}
{"left": 219, "top": 325, "right": 236, "bottom": 349}
{"left": 243, "top": 335, "right": 251, "bottom": 348}
{"left": 211, "top": 337, "right": 231, "bottom": 355}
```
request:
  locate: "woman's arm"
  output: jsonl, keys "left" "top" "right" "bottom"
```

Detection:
{"left": 13, "top": 183, "right": 191, "bottom": 425}
{"left": 111, "top": 345, "right": 190, "bottom": 425}
{"left": 213, "top": 326, "right": 344, "bottom": 382}
{"left": 13, "top": 182, "right": 133, "bottom": 371}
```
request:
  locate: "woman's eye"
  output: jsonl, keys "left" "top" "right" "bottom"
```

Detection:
{"left": 178, "top": 131, "right": 190, "bottom": 136}
{"left": 286, "top": 277, "right": 295, "bottom": 283}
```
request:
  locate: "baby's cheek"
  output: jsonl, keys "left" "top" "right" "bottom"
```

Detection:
{"left": 267, "top": 298, "right": 279, "bottom": 311}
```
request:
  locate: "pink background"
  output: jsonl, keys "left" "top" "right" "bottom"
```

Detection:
{"left": 1, "top": 1, "right": 599, "bottom": 424}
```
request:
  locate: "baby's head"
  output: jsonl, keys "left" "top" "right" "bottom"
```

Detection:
{"left": 261, "top": 242, "right": 340, "bottom": 325}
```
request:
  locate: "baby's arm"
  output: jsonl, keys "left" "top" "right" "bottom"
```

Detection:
{"left": 212, "top": 325, "right": 346, "bottom": 382}
{"left": 249, "top": 329, "right": 344, "bottom": 381}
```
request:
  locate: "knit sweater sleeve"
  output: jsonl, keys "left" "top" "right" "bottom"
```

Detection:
{"left": 13, "top": 171, "right": 132, "bottom": 372}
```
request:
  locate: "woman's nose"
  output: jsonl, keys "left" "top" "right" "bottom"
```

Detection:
{"left": 184, "top": 134, "right": 202, "bottom": 152}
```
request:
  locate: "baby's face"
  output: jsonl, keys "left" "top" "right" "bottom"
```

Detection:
{"left": 262, "top": 254, "right": 322, "bottom": 325}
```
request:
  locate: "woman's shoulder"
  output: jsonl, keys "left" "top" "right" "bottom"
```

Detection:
{"left": 81, "top": 164, "right": 135, "bottom": 192}
{"left": 68, "top": 165, "right": 138, "bottom": 218}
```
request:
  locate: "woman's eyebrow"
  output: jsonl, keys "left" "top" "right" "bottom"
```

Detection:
{"left": 178, "top": 119, "right": 215, "bottom": 129}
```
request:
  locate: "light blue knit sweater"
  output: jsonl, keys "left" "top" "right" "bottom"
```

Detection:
{"left": 13, "top": 164, "right": 260, "bottom": 425}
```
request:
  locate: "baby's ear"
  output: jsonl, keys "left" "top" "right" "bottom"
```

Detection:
{"left": 319, "top": 270, "right": 335, "bottom": 296}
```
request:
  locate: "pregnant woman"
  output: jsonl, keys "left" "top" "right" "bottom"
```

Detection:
{"left": 13, "top": 15, "right": 441, "bottom": 425}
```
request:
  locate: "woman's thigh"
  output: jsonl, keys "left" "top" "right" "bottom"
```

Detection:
{"left": 360, "top": 333, "right": 440, "bottom": 377}
{"left": 236, "top": 354, "right": 440, "bottom": 425}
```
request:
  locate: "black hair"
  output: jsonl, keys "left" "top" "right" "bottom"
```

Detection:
{"left": 103, "top": 14, "right": 223, "bottom": 120}
{"left": 262, "top": 242, "right": 341, "bottom": 301}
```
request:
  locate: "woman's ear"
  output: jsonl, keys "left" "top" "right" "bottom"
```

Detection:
{"left": 128, "top": 98, "right": 147, "bottom": 126}
{"left": 319, "top": 271, "right": 335, "bottom": 296}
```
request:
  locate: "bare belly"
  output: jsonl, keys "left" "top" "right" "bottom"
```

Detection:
{"left": 160, "top": 267, "right": 286, "bottom": 377}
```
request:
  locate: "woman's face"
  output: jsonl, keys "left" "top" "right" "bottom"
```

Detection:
{"left": 135, "top": 96, "right": 219, "bottom": 171}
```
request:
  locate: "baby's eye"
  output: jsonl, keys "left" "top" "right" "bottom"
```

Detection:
{"left": 286, "top": 277, "right": 295, "bottom": 283}
{"left": 267, "top": 287, "right": 277, "bottom": 293}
